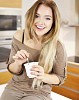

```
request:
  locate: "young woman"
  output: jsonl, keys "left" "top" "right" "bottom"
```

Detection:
{"left": 0, "top": 0, "right": 67, "bottom": 100}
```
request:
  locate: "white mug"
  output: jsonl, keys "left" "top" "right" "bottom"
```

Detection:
{"left": 24, "top": 62, "right": 38, "bottom": 78}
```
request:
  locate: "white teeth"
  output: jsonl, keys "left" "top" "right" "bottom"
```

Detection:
{"left": 36, "top": 25, "right": 44, "bottom": 29}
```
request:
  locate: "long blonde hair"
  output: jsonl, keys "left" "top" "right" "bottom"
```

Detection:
{"left": 25, "top": 0, "right": 61, "bottom": 88}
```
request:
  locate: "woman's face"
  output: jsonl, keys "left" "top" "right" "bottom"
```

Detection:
{"left": 33, "top": 4, "right": 53, "bottom": 38}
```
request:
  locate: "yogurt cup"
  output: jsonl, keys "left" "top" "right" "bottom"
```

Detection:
{"left": 24, "top": 62, "right": 38, "bottom": 78}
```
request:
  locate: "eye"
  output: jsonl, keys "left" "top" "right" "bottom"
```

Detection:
{"left": 35, "top": 14, "right": 39, "bottom": 18}
{"left": 45, "top": 17, "right": 51, "bottom": 20}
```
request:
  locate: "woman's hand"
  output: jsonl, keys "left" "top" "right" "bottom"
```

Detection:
{"left": 30, "top": 65, "right": 44, "bottom": 80}
{"left": 13, "top": 50, "right": 29, "bottom": 66}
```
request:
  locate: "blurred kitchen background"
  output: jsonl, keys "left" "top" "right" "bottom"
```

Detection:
{"left": 0, "top": 0, "right": 79, "bottom": 100}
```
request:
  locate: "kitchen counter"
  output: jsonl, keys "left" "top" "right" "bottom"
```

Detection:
{"left": 68, "top": 56, "right": 79, "bottom": 63}
{"left": 52, "top": 56, "right": 79, "bottom": 99}
{"left": 68, "top": 56, "right": 79, "bottom": 67}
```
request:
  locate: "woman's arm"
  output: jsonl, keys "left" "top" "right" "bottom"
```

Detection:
{"left": 42, "top": 73, "right": 60, "bottom": 85}
{"left": 8, "top": 61, "right": 22, "bottom": 74}
{"left": 31, "top": 65, "right": 60, "bottom": 85}
{"left": 8, "top": 50, "right": 29, "bottom": 74}
{"left": 31, "top": 41, "right": 67, "bottom": 85}
{"left": 7, "top": 30, "right": 29, "bottom": 75}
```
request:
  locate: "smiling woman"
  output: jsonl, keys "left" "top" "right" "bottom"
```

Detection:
{"left": 0, "top": 0, "right": 67, "bottom": 100}
{"left": 33, "top": 4, "right": 53, "bottom": 37}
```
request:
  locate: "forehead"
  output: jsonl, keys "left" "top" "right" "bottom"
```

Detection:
{"left": 36, "top": 4, "right": 52, "bottom": 16}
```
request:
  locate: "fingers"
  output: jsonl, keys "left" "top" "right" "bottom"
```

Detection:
{"left": 31, "top": 65, "right": 44, "bottom": 77}
{"left": 31, "top": 65, "right": 39, "bottom": 72}
{"left": 20, "top": 50, "right": 29, "bottom": 58}
{"left": 31, "top": 71, "right": 42, "bottom": 76}
{"left": 13, "top": 50, "right": 29, "bottom": 60}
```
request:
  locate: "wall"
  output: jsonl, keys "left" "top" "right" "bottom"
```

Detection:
{"left": 54, "top": 0, "right": 77, "bottom": 57}
{"left": 76, "top": 28, "right": 79, "bottom": 56}
{"left": 22, "top": 0, "right": 78, "bottom": 57}
{"left": 22, "top": 0, "right": 37, "bottom": 28}
{"left": 75, "top": 0, "right": 79, "bottom": 56}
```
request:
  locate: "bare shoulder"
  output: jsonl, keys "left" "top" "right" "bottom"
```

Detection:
{"left": 13, "top": 30, "right": 23, "bottom": 42}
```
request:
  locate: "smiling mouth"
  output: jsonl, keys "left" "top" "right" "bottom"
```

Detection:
{"left": 36, "top": 25, "right": 45, "bottom": 30}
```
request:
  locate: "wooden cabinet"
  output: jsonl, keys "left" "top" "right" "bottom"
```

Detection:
{"left": 0, "top": 0, "right": 22, "bottom": 8}
{"left": 0, "top": 71, "right": 13, "bottom": 84}
{"left": 52, "top": 63, "right": 79, "bottom": 100}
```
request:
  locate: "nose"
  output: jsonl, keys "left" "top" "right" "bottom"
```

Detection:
{"left": 38, "top": 18, "right": 44, "bottom": 25}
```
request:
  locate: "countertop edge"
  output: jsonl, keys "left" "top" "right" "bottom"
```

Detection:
{"left": 67, "top": 61, "right": 79, "bottom": 67}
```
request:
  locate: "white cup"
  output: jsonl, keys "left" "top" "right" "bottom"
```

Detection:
{"left": 24, "top": 62, "right": 38, "bottom": 78}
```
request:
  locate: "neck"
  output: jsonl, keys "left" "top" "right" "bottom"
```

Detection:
{"left": 37, "top": 35, "right": 42, "bottom": 42}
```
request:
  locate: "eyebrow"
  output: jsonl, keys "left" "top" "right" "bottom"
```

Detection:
{"left": 36, "top": 13, "right": 52, "bottom": 18}
{"left": 45, "top": 15, "right": 52, "bottom": 18}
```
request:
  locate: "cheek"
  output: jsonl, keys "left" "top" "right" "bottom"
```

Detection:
{"left": 47, "top": 22, "right": 53, "bottom": 30}
{"left": 34, "top": 19, "right": 37, "bottom": 23}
